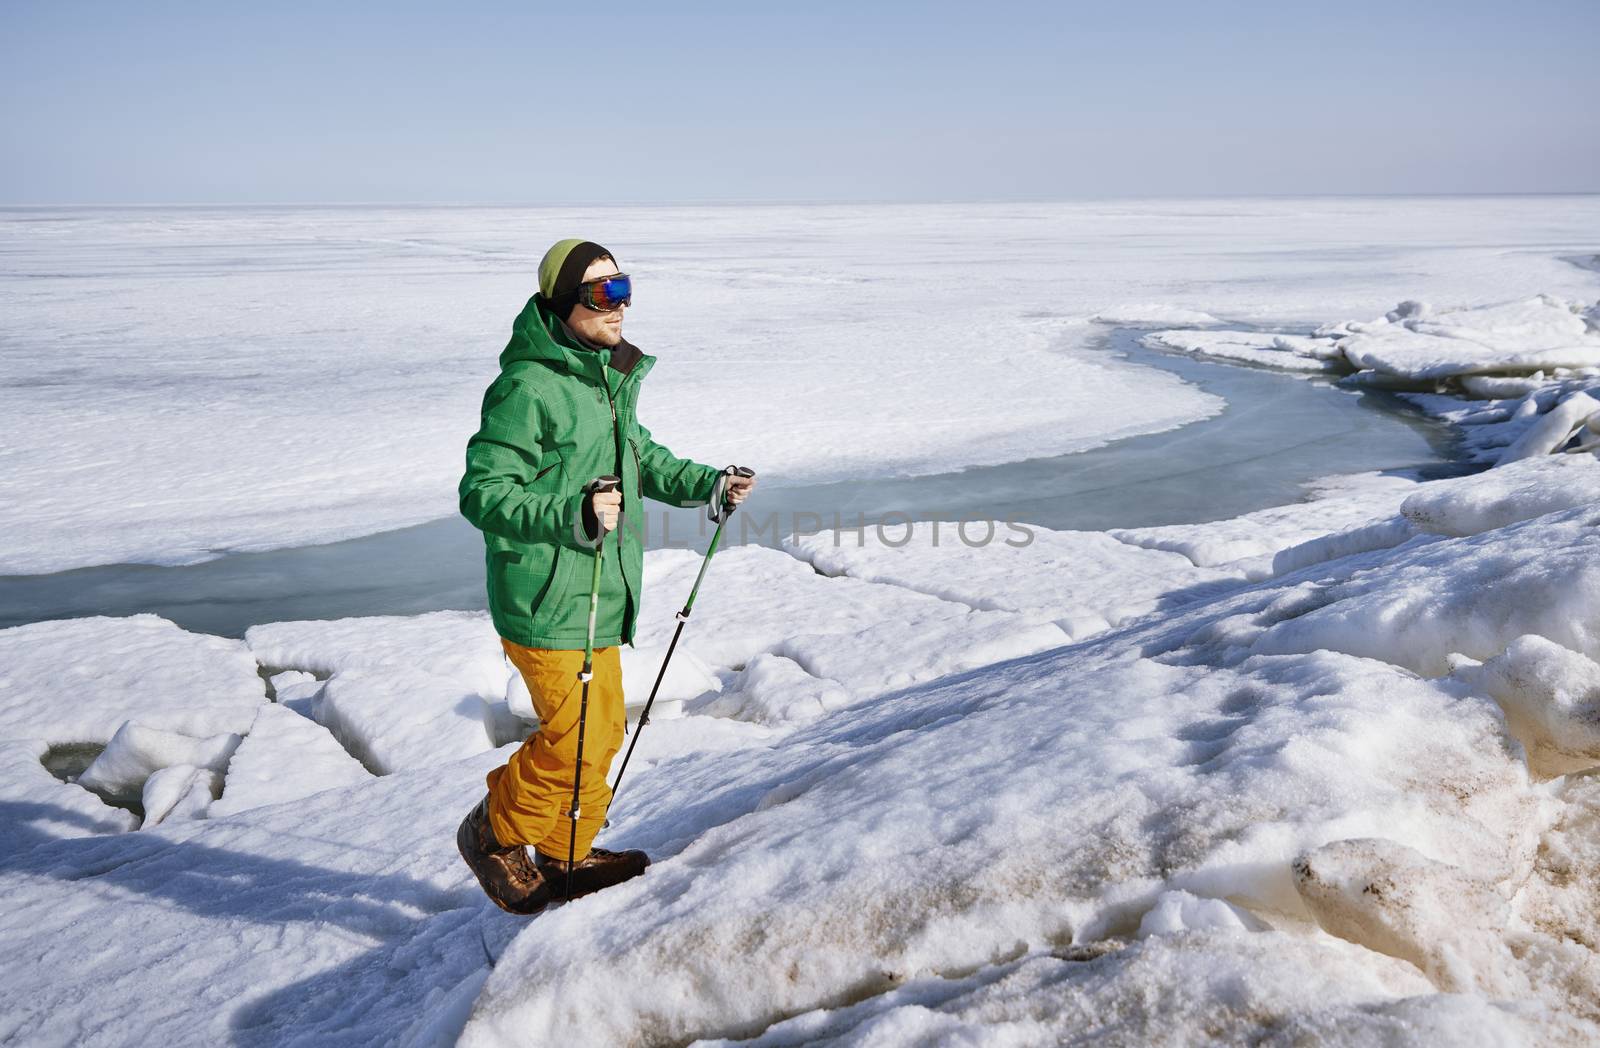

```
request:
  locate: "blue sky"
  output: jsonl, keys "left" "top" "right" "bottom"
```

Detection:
{"left": 2, "top": 0, "right": 1596, "bottom": 204}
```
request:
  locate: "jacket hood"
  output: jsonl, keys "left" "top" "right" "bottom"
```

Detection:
{"left": 500, "top": 294, "right": 646, "bottom": 380}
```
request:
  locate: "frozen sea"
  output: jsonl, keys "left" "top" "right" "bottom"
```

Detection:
{"left": 3, "top": 197, "right": 1598, "bottom": 581}
{"left": 5, "top": 198, "right": 1600, "bottom": 1048}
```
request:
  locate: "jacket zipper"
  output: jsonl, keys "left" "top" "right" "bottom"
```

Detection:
{"left": 601, "top": 370, "right": 625, "bottom": 554}
{"left": 602, "top": 368, "right": 621, "bottom": 471}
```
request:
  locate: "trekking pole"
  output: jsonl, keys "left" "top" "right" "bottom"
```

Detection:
{"left": 608, "top": 466, "right": 754, "bottom": 813}
{"left": 567, "top": 474, "right": 620, "bottom": 901}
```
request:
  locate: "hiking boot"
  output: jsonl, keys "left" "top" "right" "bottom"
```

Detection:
{"left": 456, "top": 795, "right": 550, "bottom": 916}
{"left": 534, "top": 845, "right": 650, "bottom": 901}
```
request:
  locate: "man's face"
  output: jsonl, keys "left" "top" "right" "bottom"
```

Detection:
{"left": 566, "top": 257, "right": 626, "bottom": 347}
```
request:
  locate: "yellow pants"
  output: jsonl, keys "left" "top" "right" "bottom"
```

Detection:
{"left": 486, "top": 638, "right": 626, "bottom": 861}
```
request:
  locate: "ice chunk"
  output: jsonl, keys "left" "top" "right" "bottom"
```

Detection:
{"left": 246, "top": 610, "right": 508, "bottom": 701}
{"left": 247, "top": 611, "right": 525, "bottom": 774}
{"left": 1143, "top": 329, "right": 1342, "bottom": 372}
{"left": 268, "top": 669, "right": 325, "bottom": 717}
{"left": 0, "top": 615, "right": 265, "bottom": 743}
{"left": 639, "top": 547, "right": 1076, "bottom": 707}
{"left": 1269, "top": 516, "right": 1422, "bottom": 576}
{"left": 1495, "top": 390, "right": 1600, "bottom": 464}
{"left": 1400, "top": 455, "right": 1600, "bottom": 537}
{"left": 1250, "top": 505, "right": 1600, "bottom": 676}
{"left": 1454, "top": 635, "right": 1600, "bottom": 777}
{"left": 644, "top": 546, "right": 988, "bottom": 664}
{"left": 619, "top": 644, "right": 719, "bottom": 722}
{"left": 1293, "top": 838, "right": 1522, "bottom": 996}
{"left": 1460, "top": 374, "right": 1552, "bottom": 399}
{"left": 1339, "top": 295, "right": 1600, "bottom": 381}
{"left": 311, "top": 668, "right": 499, "bottom": 776}
{"left": 76, "top": 722, "right": 240, "bottom": 807}
{"left": 1136, "top": 889, "right": 1267, "bottom": 937}
{"left": 210, "top": 704, "right": 371, "bottom": 817}
{"left": 140, "top": 764, "right": 220, "bottom": 827}
{"left": 0, "top": 739, "right": 138, "bottom": 848}
{"left": 778, "top": 610, "right": 1067, "bottom": 698}
{"left": 688, "top": 653, "right": 851, "bottom": 726}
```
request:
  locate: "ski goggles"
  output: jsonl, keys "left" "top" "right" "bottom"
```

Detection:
{"left": 577, "top": 273, "right": 632, "bottom": 312}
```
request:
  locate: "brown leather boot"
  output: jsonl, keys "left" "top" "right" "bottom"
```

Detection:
{"left": 456, "top": 795, "right": 551, "bottom": 915}
{"left": 534, "top": 845, "right": 650, "bottom": 901}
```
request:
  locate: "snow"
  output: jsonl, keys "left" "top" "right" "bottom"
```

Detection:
{"left": 1147, "top": 294, "right": 1600, "bottom": 387}
{"left": 1140, "top": 295, "right": 1600, "bottom": 477}
{"left": 1090, "top": 303, "right": 1221, "bottom": 326}
{"left": 0, "top": 615, "right": 266, "bottom": 847}
{"left": 210, "top": 704, "right": 372, "bottom": 817}
{"left": 1247, "top": 505, "right": 1600, "bottom": 677}
{"left": 9, "top": 465, "right": 1600, "bottom": 1045}
{"left": 76, "top": 721, "right": 240, "bottom": 809}
{"left": 1111, "top": 469, "right": 1423, "bottom": 574}
{"left": 1332, "top": 296, "right": 1600, "bottom": 381}
{"left": 0, "top": 614, "right": 265, "bottom": 743}
{"left": 685, "top": 934, "right": 1563, "bottom": 1048}
{"left": 1452, "top": 635, "right": 1600, "bottom": 779}
{"left": 1142, "top": 328, "right": 1343, "bottom": 372}
{"left": 786, "top": 524, "right": 1246, "bottom": 642}
{"left": 456, "top": 637, "right": 1560, "bottom": 1044}
{"left": 1496, "top": 389, "right": 1600, "bottom": 463}
{"left": 8, "top": 197, "right": 1600, "bottom": 575}
{"left": 1399, "top": 454, "right": 1600, "bottom": 536}
{"left": 6, "top": 205, "right": 1600, "bottom": 1045}
{"left": 636, "top": 545, "right": 1072, "bottom": 712}
{"left": 687, "top": 653, "right": 852, "bottom": 726}
{"left": 140, "top": 764, "right": 221, "bottom": 826}
{"left": 1136, "top": 889, "right": 1269, "bottom": 937}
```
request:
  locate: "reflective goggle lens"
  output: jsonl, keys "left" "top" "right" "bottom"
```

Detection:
{"left": 581, "top": 274, "right": 632, "bottom": 311}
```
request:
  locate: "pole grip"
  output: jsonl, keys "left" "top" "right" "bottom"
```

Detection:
{"left": 708, "top": 465, "right": 755, "bottom": 524}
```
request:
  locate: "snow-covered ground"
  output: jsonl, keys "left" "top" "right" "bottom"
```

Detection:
{"left": 5, "top": 198, "right": 1600, "bottom": 573}
{"left": 8, "top": 445, "right": 1600, "bottom": 1045}
{"left": 5, "top": 205, "right": 1600, "bottom": 1046}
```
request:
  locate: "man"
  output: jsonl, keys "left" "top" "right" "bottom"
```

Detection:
{"left": 455, "top": 238, "right": 755, "bottom": 915}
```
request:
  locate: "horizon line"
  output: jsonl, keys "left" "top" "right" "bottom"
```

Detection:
{"left": 3, "top": 189, "right": 1599, "bottom": 211}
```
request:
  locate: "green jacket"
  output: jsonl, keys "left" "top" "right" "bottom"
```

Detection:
{"left": 460, "top": 294, "right": 720, "bottom": 649}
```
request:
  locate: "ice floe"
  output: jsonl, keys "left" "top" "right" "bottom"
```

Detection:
{"left": 1144, "top": 295, "right": 1600, "bottom": 470}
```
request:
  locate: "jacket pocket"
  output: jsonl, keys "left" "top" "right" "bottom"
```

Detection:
{"left": 527, "top": 542, "right": 568, "bottom": 631}
{"left": 627, "top": 436, "right": 642, "bottom": 500}
{"left": 530, "top": 448, "right": 565, "bottom": 492}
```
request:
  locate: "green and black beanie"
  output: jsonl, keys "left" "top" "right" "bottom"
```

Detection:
{"left": 537, "top": 238, "right": 615, "bottom": 319}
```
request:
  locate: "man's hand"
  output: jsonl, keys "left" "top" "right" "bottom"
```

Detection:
{"left": 589, "top": 486, "right": 622, "bottom": 533}
{"left": 709, "top": 466, "right": 757, "bottom": 523}
{"left": 724, "top": 470, "right": 756, "bottom": 509}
